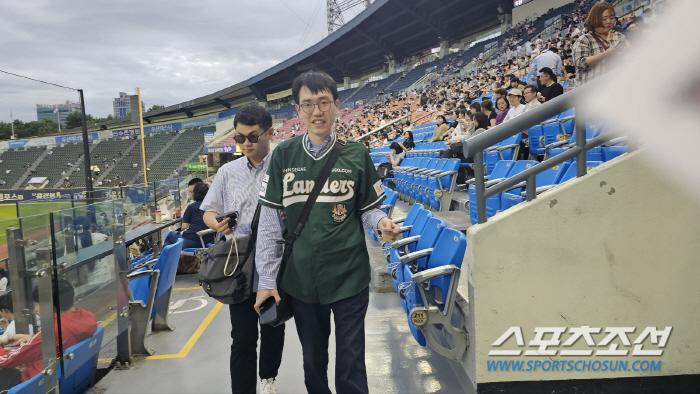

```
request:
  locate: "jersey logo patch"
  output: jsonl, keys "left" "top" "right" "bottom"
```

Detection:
{"left": 331, "top": 204, "right": 348, "bottom": 223}
{"left": 259, "top": 182, "right": 268, "bottom": 196}
{"left": 373, "top": 180, "right": 383, "bottom": 196}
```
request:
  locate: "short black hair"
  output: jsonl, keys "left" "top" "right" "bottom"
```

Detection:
{"left": 481, "top": 99, "right": 494, "bottom": 112}
{"left": 292, "top": 71, "right": 338, "bottom": 105}
{"left": 549, "top": 47, "right": 559, "bottom": 53}
{"left": 539, "top": 67, "right": 557, "bottom": 80}
{"left": 0, "top": 293, "right": 12, "bottom": 313}
{"left": 389, "top": 142, "right": 404, "bottom": 154}
{"left": 193, "top": 182, "right": 209, "bottom": 202}
{"left": 473, "top": 112, "right": 490, "bottom": 130}
{"left": 188, "top": 178, "right": 203, "bottom": 186}
{"left": 524, "top": 84, "right": 539, "bottom": 94}
{"left": 470, "top": 102, "right": 482, "bottom": 112}
{"left": 233, "top": 105, "right": 272, "bottom": 132}
{"left": 33, "top": 279, "right": 75, "bottom": 312}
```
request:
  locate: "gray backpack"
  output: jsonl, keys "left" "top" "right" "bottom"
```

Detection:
{"left": 196, "top": 206, "right": 259, "bottom": 304}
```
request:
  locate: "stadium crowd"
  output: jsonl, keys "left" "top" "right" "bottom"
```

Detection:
{"left": 323, "top": 0, "right": 658, "bottom": 155}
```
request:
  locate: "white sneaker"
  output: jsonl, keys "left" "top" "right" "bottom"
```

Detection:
{"left": 260, "top": 378, "right": 277, "bottom": 394}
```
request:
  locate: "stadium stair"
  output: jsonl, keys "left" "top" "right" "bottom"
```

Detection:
{"left": 11, "top": 147, "right": 50, "bottom": 189}
{"left": 23, "top": 142, "right": 84, "bottom": 189}
{"left": 94, "top": 139, "right": 140, "bottom": 185}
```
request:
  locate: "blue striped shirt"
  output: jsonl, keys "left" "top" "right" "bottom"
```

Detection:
{"left": 200, "top": 151, "right": 273, "bottom": 238}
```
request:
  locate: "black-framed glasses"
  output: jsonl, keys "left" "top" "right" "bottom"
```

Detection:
{"left": 233, "top": 129, "right": 266, "bottom": 144}
{"left": 299, "top": 100, "right": 333, "bottom": 114}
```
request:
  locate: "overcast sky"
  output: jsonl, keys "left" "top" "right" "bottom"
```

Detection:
{"left": 0, "top": 0, "right": 368, "bottom": 123}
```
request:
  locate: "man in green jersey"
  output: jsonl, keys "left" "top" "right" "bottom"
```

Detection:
{"left": 254, "top": 70, "right": 400, "bottom": 394}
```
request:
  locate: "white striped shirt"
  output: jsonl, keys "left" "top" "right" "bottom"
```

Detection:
{"left": 200, "top": 151, "right": 274, "bottom": 238}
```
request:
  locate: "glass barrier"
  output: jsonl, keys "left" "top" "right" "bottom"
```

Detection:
{"left": 154, "top": 178, "right": 181, "bottom": 221}
{"left": 122, "top": 183, "right": 155, "bottom": 232}
{"left": 51, "top": 200, "right": 125, "bottom": 378}
{"left": 2, "top": 213, "right": 59, "bottom": 393}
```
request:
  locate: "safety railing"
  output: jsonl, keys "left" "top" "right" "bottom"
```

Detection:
{"left": 463, "top": 80, "right": 628, "bottom": 224}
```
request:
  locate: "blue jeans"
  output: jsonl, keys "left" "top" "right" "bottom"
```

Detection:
{"left": 181, "top": 237, "right": 204, "bottom": 249}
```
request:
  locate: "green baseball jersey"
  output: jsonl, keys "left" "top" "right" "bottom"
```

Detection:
{"left": 258, "top": 134, "right": 385, "bottom": 304}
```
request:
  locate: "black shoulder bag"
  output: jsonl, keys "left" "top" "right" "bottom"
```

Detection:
{"left": 197, "top": 205, "right": 261, "bottom": 304}
{"left": 260, "top": 138, "right": 346, "bottom": 326}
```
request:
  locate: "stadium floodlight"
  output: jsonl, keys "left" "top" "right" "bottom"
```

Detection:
{"left": 327, "top": 0, "right": 373, "bottom": 35}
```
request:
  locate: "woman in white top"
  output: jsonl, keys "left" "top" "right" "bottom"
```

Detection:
{"left": 0, "top": 269, "right": 7, "bottom": 292}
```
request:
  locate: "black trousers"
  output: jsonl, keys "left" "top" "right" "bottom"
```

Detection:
{"left": 291, "top": 287, "right": 370, "bottom": 394}
{"left": 229, "top": 296, "right": 285, "bottom": 394}
{"left": 0, "top": 368, "right": 21, "bottom": 391}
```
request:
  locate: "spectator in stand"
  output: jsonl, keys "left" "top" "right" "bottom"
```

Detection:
{"left": 504, "top": 89, "right": 525, "bottom": 122}
{"left": 530, "top": 47, "right": 563, "bottom": 79}
{"left": 495, "top": 97, "right": 510, "bottom": 126}
{"left": 573, "top": 2, "right": 627, "bottom": 84}
{"left": 0, "top": 269, "right": 7, "bottom": 292}
{"left": 492, "top": 89, "right": 508, "bottom": 112}
{"left": 399, "top": 130, "right": 415, "bottom": 151}
{"left": 468, "top": 101, "right": 481, "bottom": 115}
{"left": 429, "top": 115, "right": 449, "bottom": 142}
{"left": 0, "top": 280, "right": 97, "bottom": 391}
{"left": 386, "top": 142, "right": 405, "bottom": 166}
{"left": 480, "top": 100, "right": 497, "bottom": 129}
{"left": 539, "top": 67, "right": 564, "bottom": 102}
{"left": 522, "top": 85, "right": 542, "bottom": 113}
{"left": 181, "top": 183, "right": 216, "bottom": 249}
{"left": 185, "top": 177, "right": 204, "bottom": 203}
{"left": 0, "top": 294, "right": 15, "bottom": 340}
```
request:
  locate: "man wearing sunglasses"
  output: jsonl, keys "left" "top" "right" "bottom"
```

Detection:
{"left": 201, "top": 105, "right": 285, "bottom": 394}
{"left": 255, "top": 70, "right": 401, "bottom": 394}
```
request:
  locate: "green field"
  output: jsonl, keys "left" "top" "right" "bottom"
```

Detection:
{"left": 0, "top": 201, "right": 73, "bottom": 246}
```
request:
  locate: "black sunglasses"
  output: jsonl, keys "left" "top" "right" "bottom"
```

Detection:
{"left": 233, "top": 129, "right": 267, "bottom": 144}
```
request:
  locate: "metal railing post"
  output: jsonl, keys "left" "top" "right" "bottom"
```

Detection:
{"left": 526, "top": 175, "right": 537, "bottom": 202}
{"left": 575, "top": 109, "right": 587, "bottom": 177}
{"left": 6, "top": 227, "right": 31, "bottom": 334}
{"left": 114, "top": 199, "right": 132, "bottom": 366}
{"left": 473, "top": 151, "right": 487, "bottom": 224}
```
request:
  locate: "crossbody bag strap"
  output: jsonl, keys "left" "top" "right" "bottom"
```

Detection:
{"left": 590, "top": 32, "right": 609, "bottom": 51}
{"left": 277, "top": 137, "right": 346, "bottom": 284}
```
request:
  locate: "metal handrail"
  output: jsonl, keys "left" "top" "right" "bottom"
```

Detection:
{"left": 462, "top": 81, "right": 622, "bottom": 224}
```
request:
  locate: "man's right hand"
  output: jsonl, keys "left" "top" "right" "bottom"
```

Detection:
{"left": 214, "top": 217, "right": 233, "bottom": 235}
{"left": 254, "top": 289, "right": 281, "bottom": 315}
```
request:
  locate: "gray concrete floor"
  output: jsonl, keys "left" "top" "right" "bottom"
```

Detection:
{"left": 92, "top": 271, "right": 467, "bottom": 394}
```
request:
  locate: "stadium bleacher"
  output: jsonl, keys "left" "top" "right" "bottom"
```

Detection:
{"left": 25, "top": 143, "right": 85, "bottom": 188}
{"left": 0, "top": 147, "right": 46, "bottom": 189}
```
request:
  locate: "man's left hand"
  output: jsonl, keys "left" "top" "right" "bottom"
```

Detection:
{"left": 378, "top": 217, "right": 401, "bottom": 243}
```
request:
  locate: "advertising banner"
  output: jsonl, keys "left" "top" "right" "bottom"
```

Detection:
{"left": 204, "top": 132, "right": 216, "bottom": 145}
{"left": 187, "top": 162, "right": 208, "bottom": 172}
{"left": 203, "top": 145, "right": 236, "bottom": 154}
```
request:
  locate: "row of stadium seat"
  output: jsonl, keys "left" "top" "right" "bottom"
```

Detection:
{"left": 384, "top": 203, "right": 468, "bottom": 358}
{"left": 392, "top": 158, "right": 460, "bottom": 212}
{"left": 467, "top": 159, "right": 607, "bottom": 225}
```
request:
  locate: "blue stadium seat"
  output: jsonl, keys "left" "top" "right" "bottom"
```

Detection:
{"left": 500, "top": 163, "right": 570, "bottom": 211}
{"left": 485, "top": 160, "right": 538, "bottom": 218}
{"left": 408, "top": 228, "right": 468, "bottom": 359}
{"left": 127, "top": 238, "right": 183, "bottom": 355}
{"left": 427, "top": 159, "right": 460, "bottom": 212}
{"left": 9, "top": 328, "right": 105, "bottom": 394}
{"left": 58, "top": 326, "right": 105, "bottom": 394}
{"left": 469, "top": 160, "right": 516, "bottom": 224}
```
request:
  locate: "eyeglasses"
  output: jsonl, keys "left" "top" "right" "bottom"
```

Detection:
{"left": 233, "top": 129, "right": 267, "bottom": 144}
{"left": 299, "top": 100, "right": 333, "bottom": 114}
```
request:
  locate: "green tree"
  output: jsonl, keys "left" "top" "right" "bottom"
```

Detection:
{"left": 147, "top": 105, "right": 165, "bottom": 112}
{"left": 65, "top": 111, "right": 83, "bottom": 129}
